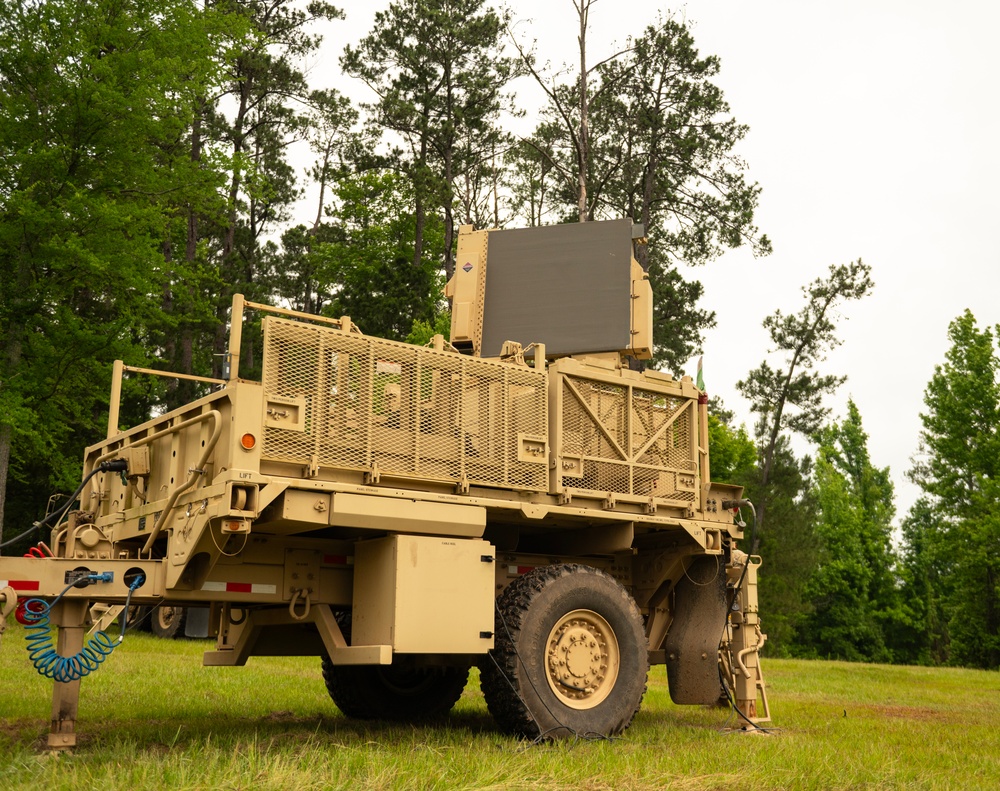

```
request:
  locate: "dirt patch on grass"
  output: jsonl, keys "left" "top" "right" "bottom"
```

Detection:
{"left": 860, "top": 704, "right": 945, "bottom": 721}
{"left": 0, "top": 718, "right": 47, "bottom": 747}
{"left": 0, "top": 720, "right": 30, "bottom": 740}
{"left": 261, "top": 710, "right": 300, "bottom": 722}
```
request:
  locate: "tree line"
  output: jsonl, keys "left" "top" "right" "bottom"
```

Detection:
{"left": 1, "top": 0, "right": 995, "bottom": 670}
{"left": 711, "top": 275, "right": 1000, "bottom": 669}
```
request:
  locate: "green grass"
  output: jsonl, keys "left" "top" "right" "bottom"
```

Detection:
{"left": 1, "top": 625, "right": 999, "bottom": 790}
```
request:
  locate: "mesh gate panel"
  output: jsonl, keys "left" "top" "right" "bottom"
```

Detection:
{"left": 560, "top": 374, "right": 697, "bottom": 503}
{"left": 261, "top": 318, "right": 547, "bottom": 491}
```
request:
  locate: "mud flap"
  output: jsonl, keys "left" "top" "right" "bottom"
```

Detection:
{"left": 665, "top": 556, "right": 727, "bottom": 705}
{"left": 184, "top": 606, "right": 211, "bottom": 638}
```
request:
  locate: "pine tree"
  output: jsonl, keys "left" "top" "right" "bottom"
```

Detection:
{"left": 511, "top": 13, "right": 769, "bottom": 371}
{"left": 797, "top": 401, "right": 899, "bottom": 662}
{"left": 907, "top": 311, "right": 1000, "bottom": 668}
{"left": 737, "top": 260, "right": 873, "bottom": 532}
{"left": 342, "top": 0, "right": 518, "bottom": 280}
{"left": 897, "top": 498, "right": 950, "bottom": 664}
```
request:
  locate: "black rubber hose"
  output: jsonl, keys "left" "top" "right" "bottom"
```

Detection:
{"left": 0, "top": 459, "right": 128, "bottom": 550}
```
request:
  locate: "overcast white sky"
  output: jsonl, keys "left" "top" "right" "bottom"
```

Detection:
{"left": 302, "top": 1, "right": 1000, "bottom": 524}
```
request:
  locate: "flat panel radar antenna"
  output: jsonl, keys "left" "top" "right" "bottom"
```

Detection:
{"left": 446, "top": 220, "right": 653, "bottom": 361}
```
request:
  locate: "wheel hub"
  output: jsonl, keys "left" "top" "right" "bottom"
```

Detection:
{"left": 545, "top": 609, "right": 620, "bottom": 709}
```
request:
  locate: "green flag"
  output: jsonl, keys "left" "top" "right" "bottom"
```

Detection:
{"left": 696, "top": 356, "right": 705, "bottom": 391}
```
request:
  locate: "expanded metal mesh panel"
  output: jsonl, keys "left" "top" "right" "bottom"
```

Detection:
{"left": 559, "top": 374, "right": 697, "bottom": 503}
{"left": 633, "top": 388, "right": 694, "bottom": 471}
{"left": 561, "top": 379, "right": 626, "bottom": 461}
{"left": 261, "top": 317, "right": 547, "bottom": 491}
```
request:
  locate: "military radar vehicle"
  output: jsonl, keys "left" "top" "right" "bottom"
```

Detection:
{"left": 0, "top": 220, "right": 768, "bottom": 749}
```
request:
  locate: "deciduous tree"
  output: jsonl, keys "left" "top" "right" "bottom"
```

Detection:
{"left": 0, "top": 0, "right": 233, "bottom": 548}
{"left": 314, "top": 171, "right": 443, "bottom": 340}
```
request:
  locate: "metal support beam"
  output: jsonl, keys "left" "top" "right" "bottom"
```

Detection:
{"left": 47, "top": 599, "right": 90, "bottom": 751}
{"left": 203, "top": 604, "right": 391, "bottom": 667}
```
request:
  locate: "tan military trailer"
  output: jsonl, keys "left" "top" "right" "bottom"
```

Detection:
{"left": 0, "top": 220, "right": 768, "bottom": 750}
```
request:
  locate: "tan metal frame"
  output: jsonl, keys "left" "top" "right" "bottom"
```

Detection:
{"left": 0, "top": 225, "right": 767, "bottom": 748}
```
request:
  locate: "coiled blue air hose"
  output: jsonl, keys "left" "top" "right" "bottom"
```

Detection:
{"left": 23, "top": 572, "right": 145, "bottom": 682}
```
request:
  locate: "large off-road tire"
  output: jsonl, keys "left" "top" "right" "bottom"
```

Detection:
{"left": 321, "top": 613, "right": 469, "bottom": 721}
{"left": 321, "top": 661, "right": 470, "bottom": 721}
{"left": 481, "top": 564, "right": 648, "bottom": 740}
{"left": 119, "top": 605, "right": 151, "bottom": 632}
{"left": 151, "top": 605, "right": 186, "bottom": 639}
